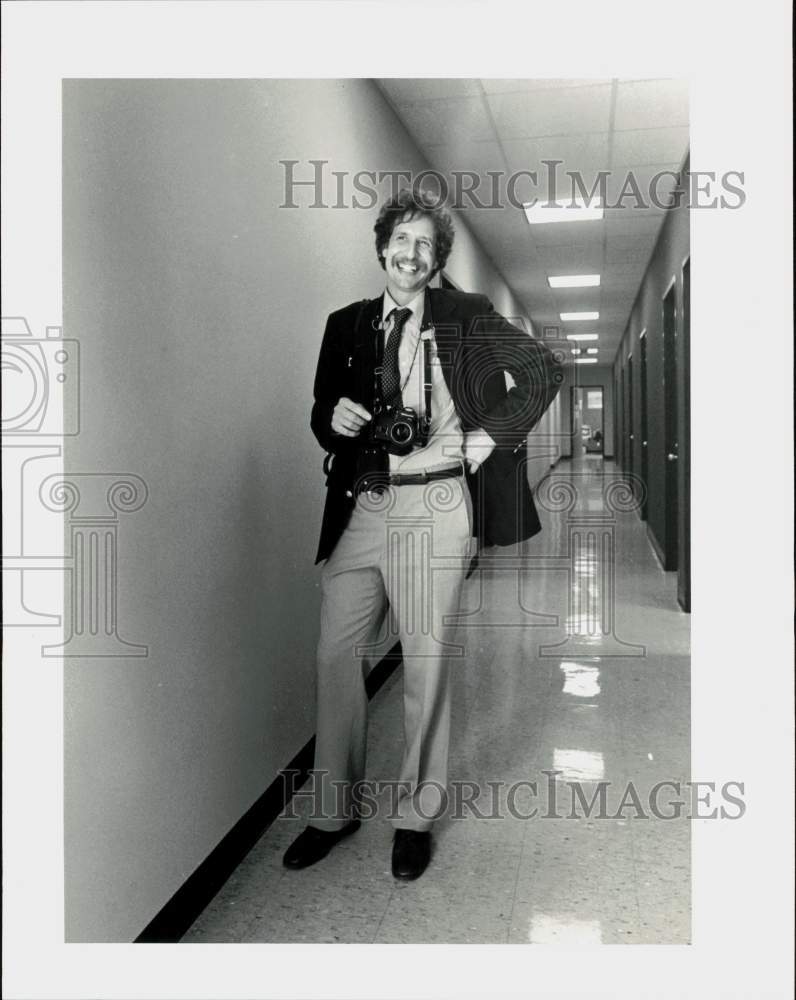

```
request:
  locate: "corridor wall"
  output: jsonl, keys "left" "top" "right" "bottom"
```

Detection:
{"left": 62, "top": 78, "right": 534, "bottom": 941}
{"left": 613, "top": 154, "right": 690, "bottom": 563}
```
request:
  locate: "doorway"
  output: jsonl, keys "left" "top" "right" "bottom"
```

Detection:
{"left": 619, "top": 367, "right": 626, "bottom": 470}
{"left": 678, "top": 259, "right": 691, "bottom": 611}
{"left": 627, "top": 354, "right": 635, "bottom": 477}
{"left": 662, "top": 280, "right": 679, "bottom": 570}
{"left": 640, "top": 331, "right": 649, "bottom": 521}
{"left": 571, "top": 386, "right": 604, "bottom": 458}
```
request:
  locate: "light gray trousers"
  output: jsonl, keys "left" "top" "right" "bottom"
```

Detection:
{"left": 312, "top": 474, "right": 473, "bottom": 832}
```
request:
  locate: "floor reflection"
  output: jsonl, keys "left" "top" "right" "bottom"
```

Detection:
{"left": 183, "top": 457, "right": 690, "bottom": 945}
{"left": 527, "top": 913, "right": 603, "bottom": 945}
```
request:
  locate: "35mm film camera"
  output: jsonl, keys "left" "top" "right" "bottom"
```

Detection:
{"left": 368, "top": 403, "right": 428, "bottom": 456}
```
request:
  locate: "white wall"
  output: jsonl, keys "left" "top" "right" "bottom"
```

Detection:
{"left": 62, "top": 78, "right": 535, "bottom": 941}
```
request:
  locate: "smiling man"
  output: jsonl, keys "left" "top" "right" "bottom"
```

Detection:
{"left": 283, "top": 188, "right": 563, "bottom": 880}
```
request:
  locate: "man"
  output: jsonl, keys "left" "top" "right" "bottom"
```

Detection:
{"left": 283, "top": 189, "right": 562, "bottom": 880}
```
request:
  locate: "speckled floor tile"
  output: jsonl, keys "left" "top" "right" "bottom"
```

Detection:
{"left": 181, "top": 457, "right": 690, "bottom": 946}
{"left": 374, "top": 880, "right": 513, "bottom": 943}
{"left": 243, "top": 898, "right": 382, "bottom": 944}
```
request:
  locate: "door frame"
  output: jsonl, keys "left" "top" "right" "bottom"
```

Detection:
{"left": 627, "top": 352, "right": 634, "bottom": 480}
{"left": 677, "top": 255, "right": 691, "bottom": 612}
{"left": 639, "top": 329, "right": 649, "bottom": 521}
{"left": 661, "top": 274, "right": 679, "bottom": 570}
{"left": 578, "top": 384, "right": 606, "bottom": 457}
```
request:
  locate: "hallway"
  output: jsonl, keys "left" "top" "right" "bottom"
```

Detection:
{"left": 183, "top": 456, "right": 690, "bottom": 945}
{"left": 7, "top": 5, "right": 795, "bottom": 996}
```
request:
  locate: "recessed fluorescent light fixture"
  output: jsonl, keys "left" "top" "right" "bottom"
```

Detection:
{"left": 523, "top": 196, "right": 604, "bottom": 224}
{"left": 548, "top": 274, "right": 601, "bottom": 288}
{"left": 560, "top": 311, "right": 599, "bottom": 321}
{"left": 586, "top": 348, "right": 599, "bottom": 354}
{"left": 571, "top": 348, "right": 582, "bottom": 355}
{"left": 566, "top": 333, "right": 599, "bottom": 342}
{"left": 575, "top": 358, "right": 598, "bottom": 364}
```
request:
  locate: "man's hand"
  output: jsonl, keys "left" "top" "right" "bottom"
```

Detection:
{"left": 463, "top": 428, "right": 496, "bottom": 473}
{"left": 331, "top": 397, "right": 372, "bottom": 437}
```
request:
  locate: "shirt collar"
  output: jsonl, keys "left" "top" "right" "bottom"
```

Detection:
{"left": 382, "top": 288, "right": 424, "bottom": 326}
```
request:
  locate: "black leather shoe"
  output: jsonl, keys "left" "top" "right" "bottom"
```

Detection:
{"left": 391, "top": 829, "right": 431, "bottom": 880}
{"left": 283, "top": 820, "right": 361, "bottom": 870}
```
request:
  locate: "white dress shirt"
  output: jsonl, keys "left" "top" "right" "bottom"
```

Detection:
{"left": 381, "top": 290, "right": 464, "bottom": 473}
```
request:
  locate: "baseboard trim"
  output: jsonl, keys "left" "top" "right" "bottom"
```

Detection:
{"left": 135, "top": 644, "right": 403, "bottom": 943}
{"left": 646, "top": 522, "right": 667, "bottom": 571}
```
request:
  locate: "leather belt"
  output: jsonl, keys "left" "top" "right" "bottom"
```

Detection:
{"left": 355, "top": 463, "right": 463, "bottom": 496}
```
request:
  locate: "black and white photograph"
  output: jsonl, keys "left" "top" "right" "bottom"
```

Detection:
{"left": 2, "top": 2, "right": 793, "bottom": 999}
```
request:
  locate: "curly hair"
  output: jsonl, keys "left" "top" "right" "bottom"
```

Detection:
{"left": 373, "top": 188, "right": 455, "bottom": 276}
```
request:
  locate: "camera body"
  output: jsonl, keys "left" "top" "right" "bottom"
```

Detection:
{"left": 2, "top": 318, "right": 80, "bottom": 435}
{"left": 369, "top": 404, "right": 425, "bottom": 456}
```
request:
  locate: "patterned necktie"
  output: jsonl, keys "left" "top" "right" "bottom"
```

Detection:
{"left": 381, "top": 307, "right": 412, "bottom": 406}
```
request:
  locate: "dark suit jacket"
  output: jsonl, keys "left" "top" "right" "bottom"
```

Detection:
{"left": 311, "top": 288, "right": 563, "bottom": 564}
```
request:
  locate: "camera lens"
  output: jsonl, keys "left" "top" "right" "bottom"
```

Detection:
{"left": 391, "top": 421, "right": 412, "bottom": 444}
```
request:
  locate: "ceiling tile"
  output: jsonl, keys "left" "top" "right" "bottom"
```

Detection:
{"left": 378, "top": 76, "right": 690, "bottom": 360}
{"left": 480, "top": 78, "right": 612, "bottom": 94}
{"left": 487, "top": 84, "right": 613, "bottom": 139}
{"left": 614, "top": 79, "right": 689, "bottom": 130}
{"left": 393, "top": 97, "right": 495, "bottom": 146}
{"left": 605, "top": 162, "right": 680, "bottom": 211}
{"left": 528, "top": 222, "right": 605, "bottom": 247}
{"left": 612, "top": 127, "right": 689, "bottom": 167}
{"left": 535, "top": 247, "right": 602, "bottom": 269}
{"left": 603, "top": 212, "right": 663, "bottom": 236}
{"left": 424, "top": 140, "right": 507, "bottom": 179}
{"left": 606, "top": 235, "right": 655, "bottom": 263}
{"left": 502, "top": 133, "right": 611, "bottom": 179}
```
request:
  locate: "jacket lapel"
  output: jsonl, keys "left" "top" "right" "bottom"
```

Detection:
{"left": 354, "top": 296, "right": 383, "bottom": 405}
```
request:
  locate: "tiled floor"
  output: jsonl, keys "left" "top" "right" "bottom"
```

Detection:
{"left": 182, "top": 456, "right": 690, "bottom": 945}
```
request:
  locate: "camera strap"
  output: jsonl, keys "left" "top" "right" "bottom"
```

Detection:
{"left": 370, "top": 305, "right": 433, "bottom": 447}
{"left": 372, "top": 314, "right": 386, "bottom": 413}
{"left": 420, "top": 332, "right": 432, "bottom": 444}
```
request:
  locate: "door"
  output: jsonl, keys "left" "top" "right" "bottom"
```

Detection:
{"left": 581, "top": 386, "right": 604, "bottom": 455}
{"left": 662, "top": 281, "right": 679, "bottom": 570}
{"left": 619, "top": 367, "right": 626, "bottom": 470}
{"left": 640, "top": 333, "right": 649, "bottom": 521}
{"left": 627, "top": 354, "right": 635, "bottom": 480}
{"left": 677, "top": 259, "right": 691, "bottom": 611}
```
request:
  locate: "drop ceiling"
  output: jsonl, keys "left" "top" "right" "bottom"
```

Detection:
{"left": 375, "top": 78, "right": 689, "bottom": 365}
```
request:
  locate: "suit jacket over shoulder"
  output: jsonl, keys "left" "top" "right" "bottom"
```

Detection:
{"left": 311, "top": 288, "right": 563, "bottom": 563}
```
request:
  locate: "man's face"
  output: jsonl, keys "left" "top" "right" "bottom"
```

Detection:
{"left": 382, "top": 213, "right": 437, "bottom": 301}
